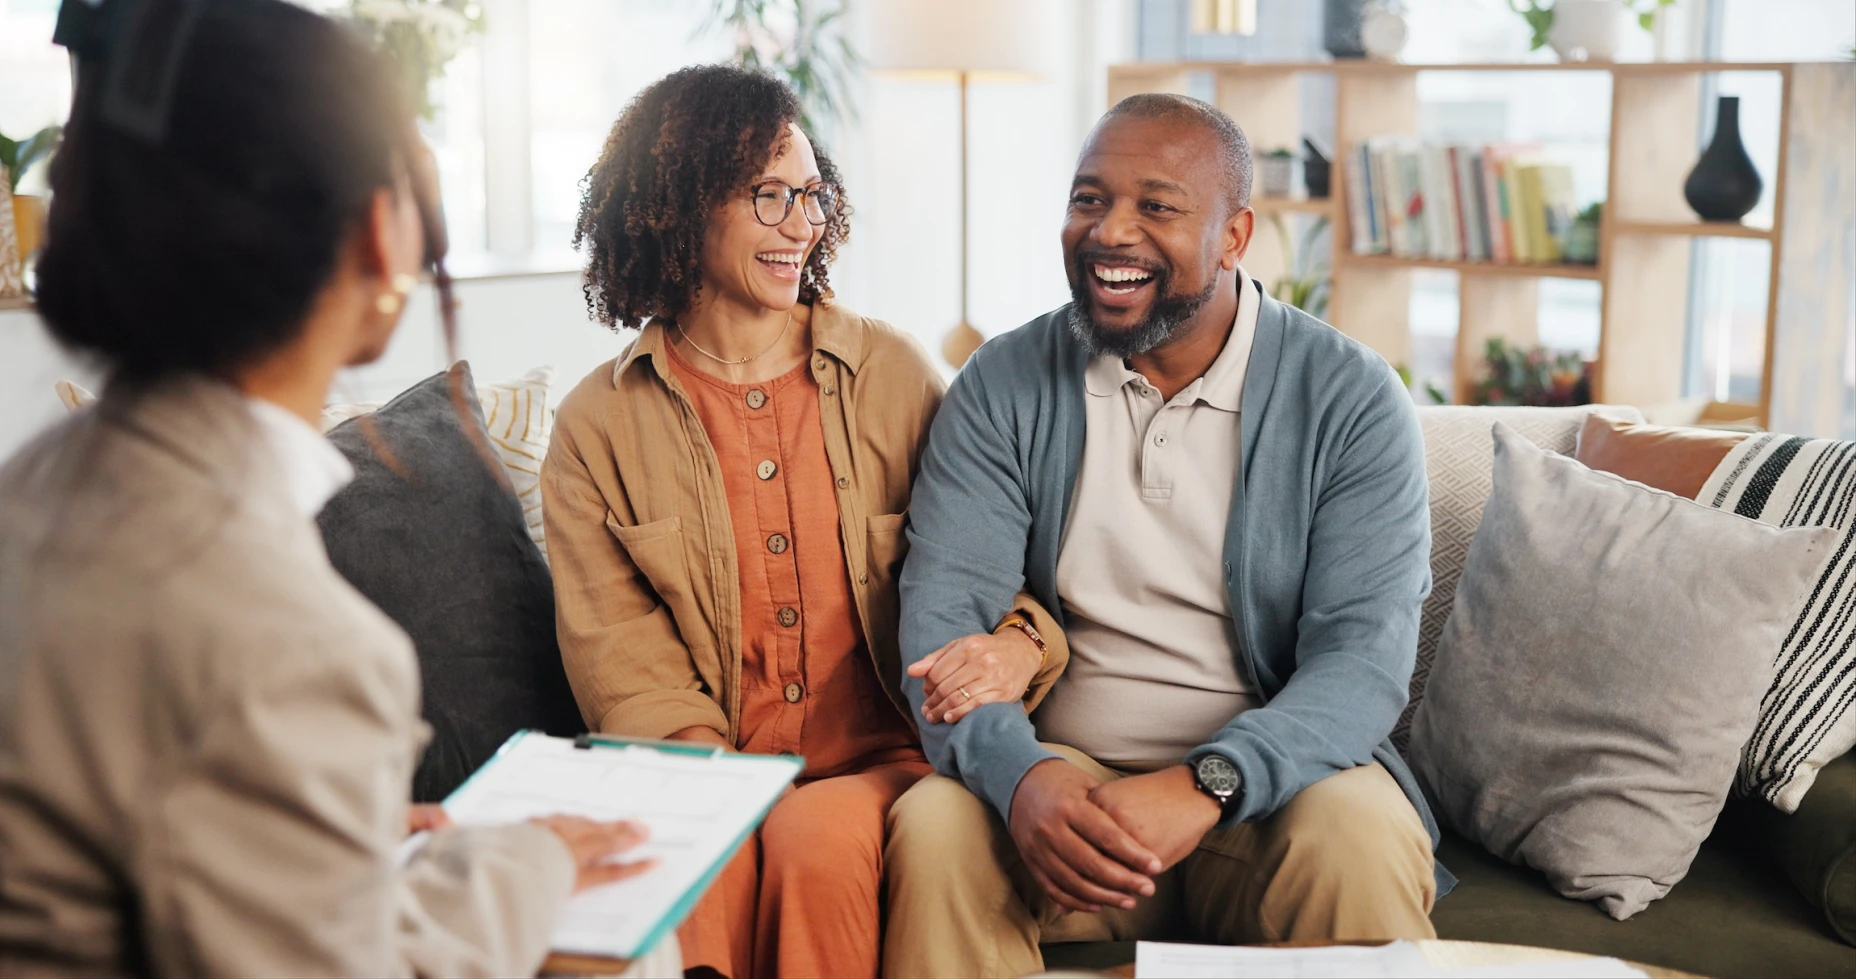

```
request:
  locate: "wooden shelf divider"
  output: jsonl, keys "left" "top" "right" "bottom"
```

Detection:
{"left": 1610, "top": 220, "right": 1774, "bottom": 240}
{"left": 1251, "top": 196, "right": 1337, "bottom": 215}
{"left": 1342, "top": 255, "right": 1604, "bottom": 280}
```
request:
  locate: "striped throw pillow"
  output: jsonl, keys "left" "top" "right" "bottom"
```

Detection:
{"left": 56, "top": 365, "right": 557, "bottom": 562}
{"left": 1699, "top": 433, "right": 1856, "bottom": 812}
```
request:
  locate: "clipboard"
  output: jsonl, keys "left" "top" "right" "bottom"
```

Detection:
{"left": 423, "top": 730, "right": 802, "bottom": 971}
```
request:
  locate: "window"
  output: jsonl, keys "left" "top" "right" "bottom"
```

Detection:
{"left": 1689, "top": 0, "right": 1855, "bottom": 429}
{"left": 0, "top": 0, "right": 72, "bottom": 196}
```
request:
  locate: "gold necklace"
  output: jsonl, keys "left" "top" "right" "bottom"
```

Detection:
{"left": 675, "top": 310, "right": 794, "bottom": 366}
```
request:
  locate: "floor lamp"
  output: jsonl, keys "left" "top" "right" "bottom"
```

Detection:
{"left": 866, "top": 0, "right": 1059, "bottom": 369}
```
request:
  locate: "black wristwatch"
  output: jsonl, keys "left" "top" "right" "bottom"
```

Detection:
{"left": 1190, "top": 754, "right": 1243, "bottom": 817}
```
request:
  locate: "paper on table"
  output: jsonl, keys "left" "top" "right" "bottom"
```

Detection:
{"left": 1136, "top": 941, "right": 1434, "bottom": 978}
{"left": 438, "top": 732, "right": 800, "bottom": 960}
{"left": 1133, "top": 942, "right": 1649, "bottom": 979}
{"left": 1434, "top": 960, "right": 1647, "bottom": 978}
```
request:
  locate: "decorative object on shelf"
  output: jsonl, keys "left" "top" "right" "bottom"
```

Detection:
{"left": 1360, "top": 1, "right": 1409, "bottom": 62}
{"left": 0, "top": 125, "right": 59, "bottom": 262}
{"left": 706, "top": 0, "right": 861, "bottom": 138}
{"left": 346, "top": 0, "right": 484, "bottom": 122}
{"left": 1509, "top": 0, "right": 1673, "bottom": 62}
{"left": 1684, "top": 96, "right": 1764, "bottom": 223}
{"left": 1463, "top": 338, "right": 1592, "bottom": 408}
{"left": 1302, "top": 136, "right": 1332, "bottom": 199}
{"left": 868, "top": 0, "right": 1060, "bottom": 369}
{"left": 0, "top": 168, "right": 21, "bottom": 300}
{"left": 1269, "top": 216, "right": 1330, "bottom": 320}
{"left": 1190, "top": 0, "right": 1256, "bottom": 36}
{"left": 1258, "top": 148, "right": 1296, "bottom": 198}
{"left": 1564, "top": 201, "right": 1601, "bottom": 264}
{"left": 1323, "top": 0, "right": 1368, "bottom": 58}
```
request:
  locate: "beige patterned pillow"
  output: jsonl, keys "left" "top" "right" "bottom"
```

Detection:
{"left": 56, "top": 365, "right": 556, "bottom": 561}
{"left": 1396, "top": 404, "right": 1644, "bottom": 752}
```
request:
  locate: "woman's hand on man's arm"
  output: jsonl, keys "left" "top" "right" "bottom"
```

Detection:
{"left": 908, "top": 626, "right": 1044, "bottom": 725}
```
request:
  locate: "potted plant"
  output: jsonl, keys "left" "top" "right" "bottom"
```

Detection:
{"left": 0, "top": 125, "right": 61, "bottom": 262}
{"left": 347, "top": 0, "right": 484, "bottom": 122}
{"left": 1508, "top": 0, "right": 1674, "bottom": 62}
{"left": 1464, "top": 337, "right": 1592, "bottom": 407}
{"left": 1564, "top": 201, "right": 1601, "bottom": 264}
{"left": 1258, "top": 147, "right": 1296, "bottom": 199}
{"left": 1269, "top": 216, "right": 1331, "bottom": 318}
{"left": 705, "top": 0, "right": 860, "bottom": 137}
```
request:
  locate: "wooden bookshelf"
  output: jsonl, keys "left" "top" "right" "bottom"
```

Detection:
{"left": 1106, "top": 60, "right": 1856, "bottom": 434}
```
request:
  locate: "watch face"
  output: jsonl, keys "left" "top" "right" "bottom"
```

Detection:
{"left": 1196, "top": 756, "right": 1241, "bottom": 797}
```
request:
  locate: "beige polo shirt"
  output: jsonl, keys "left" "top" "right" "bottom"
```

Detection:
{"left": 1033, "top": 272, "right": 1262, "bottom": 771}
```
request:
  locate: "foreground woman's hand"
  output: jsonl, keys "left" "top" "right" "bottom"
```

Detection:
{"left": 407, "top": 803, "right": 452, "bottom": 836}
{"left": 531, "top": 815, "right": 657, "bottom": 892}
{"left": 910, "top": 628, "right": 1043, "bottom": 724}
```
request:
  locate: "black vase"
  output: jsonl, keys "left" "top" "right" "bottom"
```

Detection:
{"left": 1324, "top": 0, "right": 1367, "bottom": 59}
{"left": 1684, "top": 96, "right": 1763, "bottom": 222}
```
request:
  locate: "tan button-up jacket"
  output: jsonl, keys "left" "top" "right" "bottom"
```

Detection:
{"left": 0, "top": 377, "right": 574, "bottom": 977}
{"left": 542, "top": 304, "right": 1068, "bottom": 743}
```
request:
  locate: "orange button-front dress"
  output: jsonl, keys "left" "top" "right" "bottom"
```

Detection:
{"left": 666, "top": 344, "right": 930, "bottom": 979}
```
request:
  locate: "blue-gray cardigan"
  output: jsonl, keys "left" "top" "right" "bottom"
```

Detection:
{"left": 899, "top": 284, "right": 1453, "bottom": 892}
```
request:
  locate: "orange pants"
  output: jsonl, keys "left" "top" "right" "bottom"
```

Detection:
{"left": 677, "top": 759, "right": 932, "bottom": 978}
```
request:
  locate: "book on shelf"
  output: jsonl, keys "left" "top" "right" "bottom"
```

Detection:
{"left": 1347, "top": 138, "right": 1585, "bottom": 267}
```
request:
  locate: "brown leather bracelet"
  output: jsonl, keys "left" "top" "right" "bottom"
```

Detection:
{"left": 997, "top": 614, "right": 1049, "bottom": 668}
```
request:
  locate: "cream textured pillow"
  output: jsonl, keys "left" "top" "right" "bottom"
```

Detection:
{"left": 56, "top": 365, "right": 556, "bottom": 560}
{"left": 1409, "top": 423, "right": 1838, "bottom": 921}
{"left": 1398, "top": 405, "right": 1643, "bottom": 751}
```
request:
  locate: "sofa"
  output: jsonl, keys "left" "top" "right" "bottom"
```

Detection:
{"left": 165, "top": 374, "right": 1846, "bottom": 976}
{"left": 1041, "top": 405, "right": 1856, "bottom": 978}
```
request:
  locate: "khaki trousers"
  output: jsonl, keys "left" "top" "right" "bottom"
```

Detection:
{"left": 881, "top": 745, "right": 1437, "bottom": 978}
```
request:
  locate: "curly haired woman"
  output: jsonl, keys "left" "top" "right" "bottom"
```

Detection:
{"left": 543, "top": 65, "right": 1069, "bottom": 978}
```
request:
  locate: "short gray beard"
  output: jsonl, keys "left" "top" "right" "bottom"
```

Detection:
{"left": 1065, "top": 276, "right": 1219, "bottom": 359}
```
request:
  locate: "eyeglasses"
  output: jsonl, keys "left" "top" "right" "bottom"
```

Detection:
{"left": 751, "top": 181, "right": 838, "bottom": 227}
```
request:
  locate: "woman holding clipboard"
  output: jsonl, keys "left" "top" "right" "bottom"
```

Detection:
{"left": 0, "top": 1, "right": 653, "bottom": 974}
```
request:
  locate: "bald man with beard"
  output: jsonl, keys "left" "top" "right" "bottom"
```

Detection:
{"left": 882, "top": 95, "right": 1450, "bottom": 977}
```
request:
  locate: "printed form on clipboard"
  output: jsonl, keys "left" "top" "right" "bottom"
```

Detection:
{"left": 410, "top": 730, "right": 801, "bottom": 963}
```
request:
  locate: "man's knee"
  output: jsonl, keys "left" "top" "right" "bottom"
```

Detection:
{"left": 886, "top": 773, "right": 1000, "bottom": 871}
{"left": 1262, "top": 765, "right": 1435, "bottom": 904}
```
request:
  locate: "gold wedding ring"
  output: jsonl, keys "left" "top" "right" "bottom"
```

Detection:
{"left": 959, "top": 686, "right": 972, "bottom": 702}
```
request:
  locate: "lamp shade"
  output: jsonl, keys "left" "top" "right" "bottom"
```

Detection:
{"left": 864, "top": 0, "right": 1061, "bottom": 79}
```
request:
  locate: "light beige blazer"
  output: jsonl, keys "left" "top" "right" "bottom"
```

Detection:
{"left": 0, "top": 376, "right": 573, "bottom": 977}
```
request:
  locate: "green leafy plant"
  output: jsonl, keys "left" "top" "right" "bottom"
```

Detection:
{"left": 1507, "top": 0, "right": 1675, "bottom": 52}
{"left": 1268, "top": 215, "right": 1330, "bottom": 320}
{"left": 1463, "top": 337, "right": 1592, "bottom": 407}
{"left": 0, "top": 126, "right": 61, "bottom": 193}
{"left": 347, "top": 0, "right": 485, "bottom": 121}
{"left": 706, "top": 0, "right": 860, "bottom": 136}
{"left": 1263, "top": 147, "right": 1294, "bottom": 159}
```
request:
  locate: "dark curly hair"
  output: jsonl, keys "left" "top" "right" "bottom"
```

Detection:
{"left": 573, "top": 64, "right": 851, "bottom": 331}
{"left": 38, "top": 0, "right": 415, "bottom": 381}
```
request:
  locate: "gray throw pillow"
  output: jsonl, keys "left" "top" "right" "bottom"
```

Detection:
{"left": 1408, "top": 422, "right": 1838, "bottom": 921}
{"left": 319, "top": 363, "right": 581, "bottom": 802}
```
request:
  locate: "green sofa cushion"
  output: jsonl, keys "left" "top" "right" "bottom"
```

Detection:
{"left": 1431, "top": 822, "right": 1856, "bottom": 977}
{"left": 1040, "top": 809, "right": 1856, "bottom": 978}
{"left": 1746, "top": 750, "right": 1856, "bottom": 944}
